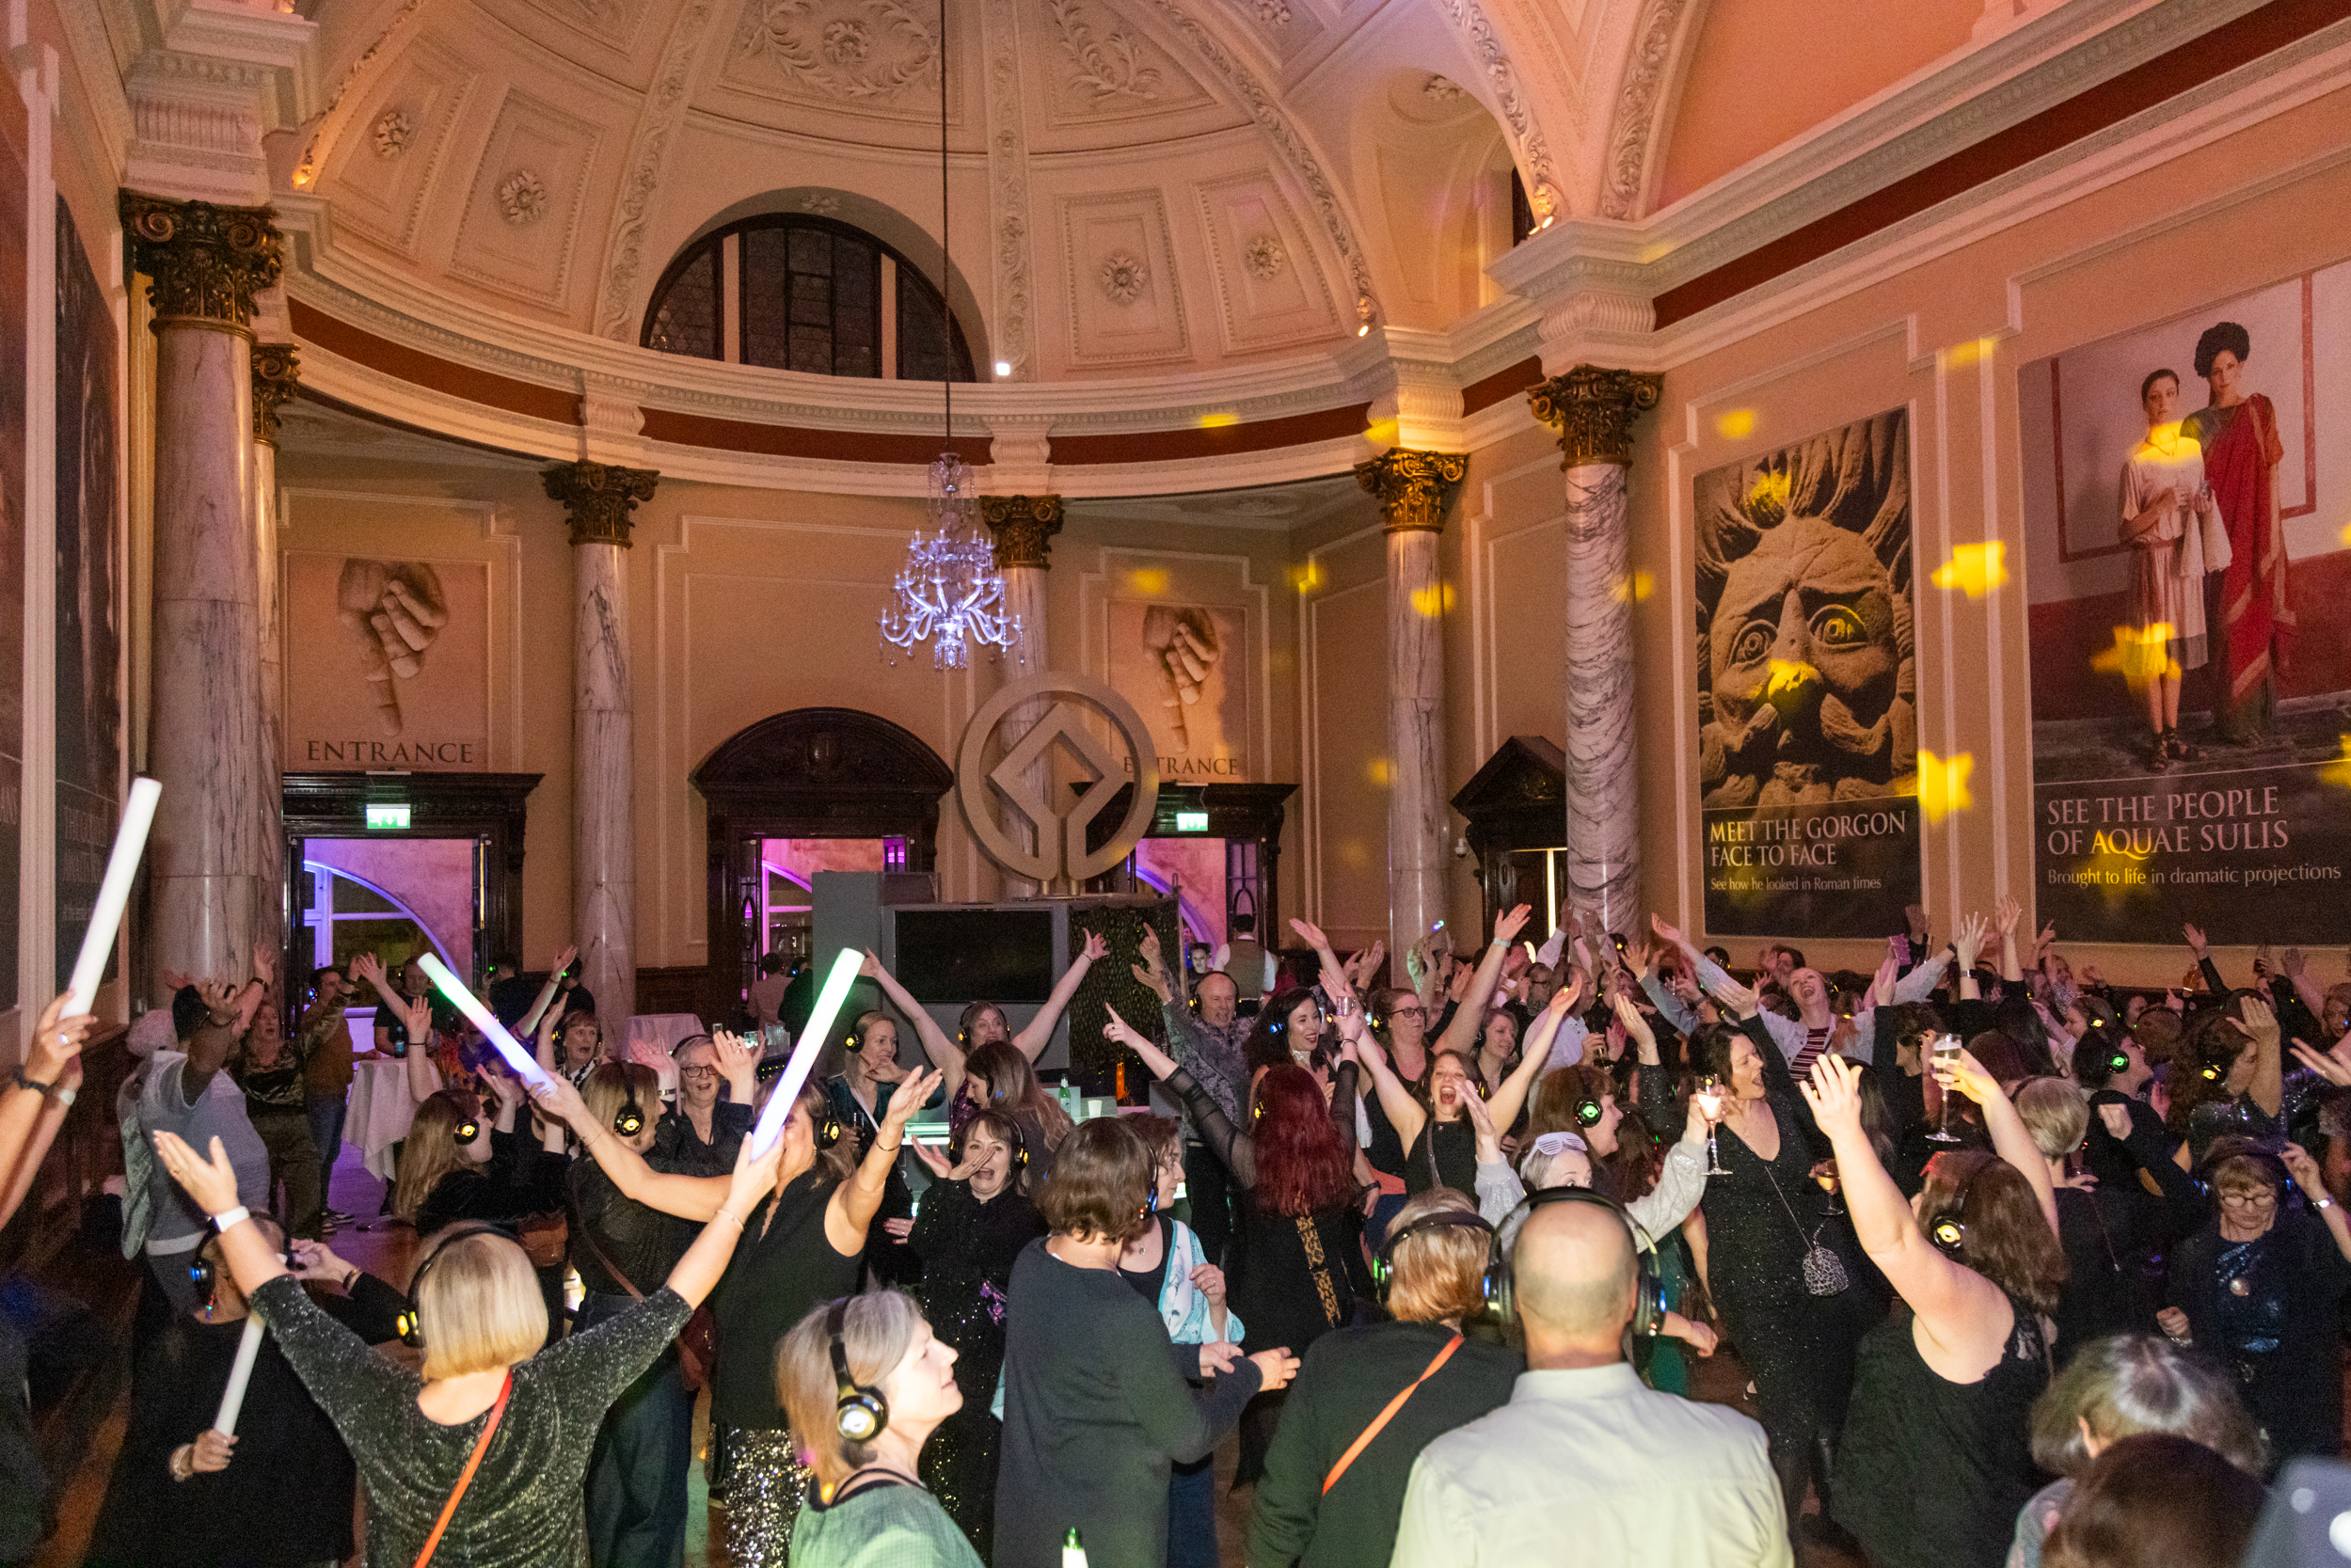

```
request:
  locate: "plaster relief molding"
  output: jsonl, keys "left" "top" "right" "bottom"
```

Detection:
{"left": 1534, "top": 286, "right": 1656, "bottom": 374}
{"left": 732, "top": 0, "right": 942, "bottom": 104}
{"left": 1595, "top": 0, "right": 1696, "bottom": 221}
{"left": 292, "top": 0, "right": 431, "bottom": 189}
{"left": 579, "top": 374, "right": 648, "bottom": 461}
{"left": 980, "top": 0, "right": 1040, "bottom": 380}
{"left": 985, "top": 414, "right": 1056, "bottom": 493}
{"left": 1128, "top": 0, "right": 1378, "bottom": 322}
{"left": 1424, "top": 0, "right": 1563, "bottom": 223}
{"left": 498, "top": 169, "right": 549, "bottom": 225}
{"left": 1358, "top": 352, "right": 1467, "bottom": 452}
{"left": 373, "top": 107, "right": 417, "bottom": 157}
{"left": 593, "top": 0, "right": 723, "bottom": 341}
{"left": 122, "top": 4, "right": 319, "bottom": 206}
{"left": 1047, "top": 0, "right": 1164, "bottom": 100}
{"left": 1245, "top": 233, "right": 1284, "bottom": 278}
{"left": 48, "top": 0, "right": 135, "bottom": 173}
{"left": 1099, "top": 249, "right": 1149, "bottom": 304}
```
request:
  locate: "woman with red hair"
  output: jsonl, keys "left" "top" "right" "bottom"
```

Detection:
{"left": 1104, "top": 1006, "right": 1371, "bottom": 1483}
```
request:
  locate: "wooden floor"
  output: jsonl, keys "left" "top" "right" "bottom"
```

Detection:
{"left": 36, "top": 1144, "right": 1866, "bottom": 1568}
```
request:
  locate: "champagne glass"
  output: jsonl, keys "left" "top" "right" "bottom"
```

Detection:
{"left": 1928, "top": 1033, "right": 1965, "bottom": 1143}
{"left": 1696, "top": 1076, "right": 1729, "bottom": 1176}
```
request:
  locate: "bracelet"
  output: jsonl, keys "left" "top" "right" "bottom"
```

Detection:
{"left": 9, "top": 1067, "right": 54, "bottom": 1098}
{"left": 342, "top": 1267, "right": 360, "bottom": 1291}
{"left": 169, "top": 1445, "right": 195, "bottom": 1482}
{"left": 713, "top": 1209, "right": 744, "bottom": 1229}
{"left": 876, "top": 1140, "right": 902, "bottom": 1154}
{"left": 2316, "top": 1196, "right": 2337, "bottom": 1212}
{"left": 211, "top": 1206, "right": 252, "bottom": 1233}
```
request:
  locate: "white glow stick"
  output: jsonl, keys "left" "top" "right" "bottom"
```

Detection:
{"left": 749, "top": 947, "right": 864, "bottom": 1158}
{"left": 63, "top": 776, "right": 161, "bottom": 1018}
{"left": 213, "top": 1316, "right": 265, "bottom": 1436}
{"left": 416, "top": 954, "right": 554, "bottom": 1090}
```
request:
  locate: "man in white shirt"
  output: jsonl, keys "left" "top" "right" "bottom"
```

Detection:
{"left": 1391, "top": 1193, "right": 1790, "bottom": 1568}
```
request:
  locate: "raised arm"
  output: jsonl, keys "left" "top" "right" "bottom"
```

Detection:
{"left": 152, "top": 1132, "right": 292, "bottom": 1297}
{"left": 860, "top": 951, "right": 968, "bottom": 1101}
{"left": 181, "top": 980, "right": 245, "bottom": 1098}
{"left": 516, "top": 944, "right": 579, "bottom": 1037}
{"left": 1995, "top": 895, "right": 2025, "bottom": 985}
{"left": 1011, "top": 929, "right": 1106, "bottom": 1061}
{"left": 534, "top": 1072, "right": 733, "bottom": 1220}
{"left": 827, "top": 1068, "right": 943, "bottom": 1254}
{"left": 0, "top": 998, "right": 96, "bottom": 1229}
{"left": 666, "top": 1128, "right": 788, "bottom": 1307}
{"left": 1352, "top": 1028, "right": 1425, "bottom": 1151}
{"left": 1801, "top": 1054, "right": 2006, "bottom": 1345}
{"left": 2282, "top": 1142, "right": 2351, "bottom": 1266}
{"left": 1951, "top": 911, "right": 1990, "bottom": 1002}
{"left": 2235, "top": 994, "right": 2284, "bottom": 1120}
{"left": 1432, "top": 905, "right": 1533, "bottom": 1059}
{"left": 1488, "top": 988, "right": 1573, "bottom": 1132}
{"left": 1938, "top": 1048, "right": 2058, "bottom": 1236}
{"left": 2280, "top": 946, "right": 2330, "bottom": 1027}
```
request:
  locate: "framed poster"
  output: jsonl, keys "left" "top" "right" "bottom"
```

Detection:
{"left": 55, "top": 196, "right": 119, "bottom": 989}
{"left": 1692, "top": 408, "right": 1921, "bottom": 938}
{"left": 2020, "top": 268, "right": 2350, "bottom": 942}
{"left": 0, "top": 125, "right": 24, "bottom": 1008}
{"left": 284, "top": 551, "right": 490, "bottom": 770}
{"left": 1106, "top": 599, "right": 1251, "bottom": 782}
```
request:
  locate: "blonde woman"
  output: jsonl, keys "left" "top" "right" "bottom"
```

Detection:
{"left": 779, "top": 1291, "right": 979, "bottom": 1568}
{"left": 391, "top": 1070, "right": 567, "bottom": 1237}
{"left": 150, "top": 1117, "right": 782, "bottom": 1567}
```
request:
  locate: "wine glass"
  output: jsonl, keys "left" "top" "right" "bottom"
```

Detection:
{"left": 1928, "top": 1034, "right": 1965, "bottom": 1143}
{"left": 1696, "top": 1077, "right": 1729, "bottom": 1176}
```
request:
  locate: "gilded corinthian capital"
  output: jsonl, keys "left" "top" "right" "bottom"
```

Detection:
{"left": 979, "top": 495, "right": 1065, "bottom": 571}
{"left": 1528, "top": 365, "right": 1662, "bottom": 468}
{"left": 119, "top": 192, "right": 282, "bottom": 329}
{"left": 1354, "top": 448, "right": 1468, "bottom": 533}
{"left": 251, "top": 345, "right": 301, "bottom": 446}
{"left": 544, "top": 462, "right": 660, "bottom": 547}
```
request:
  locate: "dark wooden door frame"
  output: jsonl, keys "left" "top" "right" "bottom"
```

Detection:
{"left": 692, "top": 707, "right": 954, "bottom": 1024}
{"left": 281, "top": 771, "right": 544, "bottom": 986}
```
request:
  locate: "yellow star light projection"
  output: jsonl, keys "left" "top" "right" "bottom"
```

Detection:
{"left": 1918, "top": 749, "right": 1974, "bottom": 825}
{"left": 1930, "top": 542, "right": 2009, "bottom": 598}
{"left": 2090, "top": 624, "right": 2182, "bottom": 690}
{"left": 2321, "top": 736, "right": 2351, "bottom": 792}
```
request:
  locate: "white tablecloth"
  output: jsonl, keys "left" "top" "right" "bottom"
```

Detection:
{"left": 624, "top": 1013, "right": 707, "bottom": 1058}
{"left": 348, "top": 1056, "right": 419, "bottom": 1182}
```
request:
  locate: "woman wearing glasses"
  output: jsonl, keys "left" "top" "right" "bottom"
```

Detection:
{"left": 2157, "top": 1135, "right": 2351, "bottom": 1465}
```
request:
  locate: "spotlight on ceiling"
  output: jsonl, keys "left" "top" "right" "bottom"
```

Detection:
{"left": 993, "top": 360, "right": 1011, "bottom": 377}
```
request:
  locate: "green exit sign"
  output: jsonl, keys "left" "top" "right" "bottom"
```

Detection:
{"left": 1174, "top": 811, "right": 1209, "bottom": 832}
{"left": 365, "top": 803, "right": 411, "bottom": 831}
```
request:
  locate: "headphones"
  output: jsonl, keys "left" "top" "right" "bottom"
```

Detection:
{"left": 453, "top": 1107, "right": 483, "bottom": 1145}
{"left": 828, "top": 1296, "right": 889, "bottom": 1444}
{"left": 1484, "top": 1186, "right": 1664, "bottom": 1337}
{"left": 189, "top": 1227, "right": 295, "bottom": 1308}
{"left": 2103, "top": 1042, "right": 2132, "bottom": 1077}
{"left": 1929, "top": 1214, "right": 1968, "bottom": 1259}
{"left": 1573, "top": 1086, "right": 1607, "bottom": 1128}
{"left": 397, "top": 1223, "right": 516, "bottom": 1350}
{"left": 818, "top": 1110, "right": 845, "bottom": 1149}
{"left": 1372, "top": 1209, "right": 1494, "bottom": 1306}
{"left": 2201, "top": 1059, "right": 2225, "bottom": 1084}
{"left": 612, "top": 1087, "right": 646, "bottom": 1139}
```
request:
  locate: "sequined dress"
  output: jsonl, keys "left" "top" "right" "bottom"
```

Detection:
{"left": 906, "top": 1178, "right": 1047, "bottom": 1557}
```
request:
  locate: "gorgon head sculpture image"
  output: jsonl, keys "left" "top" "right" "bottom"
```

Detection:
{"left": 1695, "top": 410, "right": 1917, "bottom": 810}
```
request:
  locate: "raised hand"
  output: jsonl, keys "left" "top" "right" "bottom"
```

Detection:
{"left": 1103, "top": 1003, "right": 1150, "bottom": 1051}
{"left": 882, "top": 1068, "right": 944, "bottom": 1131}
{"left": 1131, "top": 958, "right": 1174, "bottom": 1004}
{"left": 1288, "top": 916, "right": 1332, "bottom": 953}
{"left": 550, "top": 943, "right": 579, "bottom": 976}
{"left": 252, "top": 942, "right": 277, "bottom": 983}
{"left": 1799, "top": 1053, "right": 1867, "bottom": 1141}
{"left": 1933, "top": 1045, "right": 2002, "bottom": 1106}
{"left": 152, "top": 1132, "right": 242, "bottom": 1217}
{"left": 527, "top": 1072, "right": 593, "bottom": 1129}
{"left": 1649, "top": 912, "right": 1687, "bottom": 950}
{"left": 2291, "top": 1041, "right": 2351, "bottom": 1088}
{"left": 2284, "top": 946, "right": 2311, "bottom": 981}
{"left": 1994, "top": 895, "right": 2022, "bottom": 938}
{"left": 353, "top": 953, "right": 387, "bottom": 989}
{"left": 1493, "top": 903, "right": 1534, "bottom": 947}
{"left": 1953, "top": 911, "right": 1990, "bottom": 971}
{"left": 196, "top": 979, "right": 240, "bottom": 1027}
{"left": 483, "top": 1070, "right": 525, "bottom": 1112}
{"left": 907, "top": 1138, "right": 956, "bottom": 1180}
{"left": 860, "top": 949, "right": 885, "bottom": 979}
{"left": 1871, "top": 949, "right": 1900, "bottom": 1006}
{"left": 2183, "top": 922, "right": 2209, "bottom": 958}
{"left": 1138, "top": 925, "right": 1162, "bottom": 965}
{"left": 1610, "top": 990, "right": 1657, "bottom": 1062}
{"left": 24, "top": 993, "right": 96, "bottom": 1082}
{"left": 712, "top": 1030, "right": 762, "bottom": 1078}
{"left": 2281, "top": 1141, "right": 2331, "bottom": 1203}
{"left": 1623, "top": 935, "right": 1658, "bottom": 981}
{"left": 2229, "top": 995, "right": 2280, "bottom": 1051}
{"left": 1079, "top": 930, "right": 1109, "bottom": 964}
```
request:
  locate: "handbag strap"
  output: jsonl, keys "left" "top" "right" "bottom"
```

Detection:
{"left": 568, "top": 1164, "right": 645, "bottom": 1300}
{"left": 1757, "top": 1160, "right": 1826, "bottom": 1251}
{"left": 412, "top": 1370, "right": 513, "bottom": 1568}
{"left": 1323, "top": 1336, "right": 1462, "bottom": 1496}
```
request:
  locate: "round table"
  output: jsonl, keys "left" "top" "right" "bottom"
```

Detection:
{"left": 347, "top": 1056, "right": 419, "bottom": 1182}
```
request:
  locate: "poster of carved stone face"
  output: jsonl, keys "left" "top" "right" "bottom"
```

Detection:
{"left": 2019, "top": 266, "right": 2351, "bottom": 942}
{"left": 1106, "top": 600, "right": 1249, "bottom": 783}
{"left": 1692, "top": 408, "right": 1920, "bottom": 938}
{"left": 55, "top": 196, "right": 119, "bottom": 989}
{"left": 283, "top": 552, "right": 489, "bottom": 770}
{"left": 0, "top": 129, "right": 25, "bottom": 1008}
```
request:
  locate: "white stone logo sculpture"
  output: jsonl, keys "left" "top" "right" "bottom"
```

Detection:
{"left": 957, "top": 672, "right": 1160, "bottom": 887}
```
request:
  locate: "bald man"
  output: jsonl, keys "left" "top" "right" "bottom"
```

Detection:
{"left": 1391, "top": 1196, "right": 1790, "bottom": 1567}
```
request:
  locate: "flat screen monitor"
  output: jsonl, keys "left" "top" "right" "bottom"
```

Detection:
{"left": 892, "top": 908, "right": 1056, "bottom": 1002}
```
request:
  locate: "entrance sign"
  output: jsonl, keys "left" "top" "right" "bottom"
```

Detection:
{"left": 959, "top": 672, "right": 1160, "bottom": 886}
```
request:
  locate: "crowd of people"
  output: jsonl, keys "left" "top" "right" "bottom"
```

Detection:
{"left": 4, "top": 892, "right": 2349, "bottom": 1568}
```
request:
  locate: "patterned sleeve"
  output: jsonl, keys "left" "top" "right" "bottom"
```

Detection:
{"left": 533, "top": 1284, "right": 692, "bottom": 1411}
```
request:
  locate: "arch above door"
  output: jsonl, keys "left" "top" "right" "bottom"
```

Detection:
{"left": 691, "top": 707, "right": 955, "bottom": 1023}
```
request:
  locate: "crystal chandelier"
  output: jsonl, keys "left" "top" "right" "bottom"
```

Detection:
{"left": 879, "top": 0, "right": 1017, "bottom": 671}
{"left": 879, "top": 452, "right": 1018, "bottom": 669}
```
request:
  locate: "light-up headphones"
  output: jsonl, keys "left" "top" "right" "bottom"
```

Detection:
{"left": 453, "top": 1107, "right": 483, "bottom": 1145}
{"left": 396, "top": 1223, "right": 516, "bottom": 1349}
{"left": 828, "top": 1297, "right": 889, "bottom": 1443}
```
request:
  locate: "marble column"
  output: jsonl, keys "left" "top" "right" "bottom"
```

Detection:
{"left": 123, "top": 194, "right": 280, "bottom": 990}
{"left": 250, "top": 344, "right": 299, "bottom": 965}
{"left": 981, "top": 495, "right": 1063, "bottom": 897}
{"left": 1356, "top": 449, "right": 1467, "bottom": 967}
{"left": 1529, "top": 366, "right": 1661, "bottom": 933}
{"left": 543, "top": 462, "right": 659, "bottom": 1021}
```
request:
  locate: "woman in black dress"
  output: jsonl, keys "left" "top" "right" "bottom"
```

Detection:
{"left": 1806, "top": 1051, "right": 2066, "bottom": 1568}
{"left": 1671, "top": 987, "right": 1877, "bottom": 1534}
{"left": 539, "top": 1063, "right": 942, "bottom": 1568}
{"left": 1358, "top": 976, "right": 1567, "bottom": 1196}
{"left": 1104, "top": 1006, "right": 1366, "bottom": 1482}
{"left": 902, "top": 1109, "right": 1047, "bottom": 1557}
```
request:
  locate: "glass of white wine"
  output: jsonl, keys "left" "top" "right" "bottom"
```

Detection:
{"left": 1928, "top": 1034, "right": 1965, "bottom": 1143}
{"left": 1697, "top": 1076, "right": 1729, "bottom": 1175}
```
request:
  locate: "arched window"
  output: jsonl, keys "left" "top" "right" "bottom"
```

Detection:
{"left": 643, "top": 214, "right": 974, "bottom": 382}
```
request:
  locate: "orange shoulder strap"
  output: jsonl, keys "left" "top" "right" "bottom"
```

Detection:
{"left": 1322, "top": 1334, "right": 1462, "bottom": 1496}
{"left": 412, "top": 1370, "right": 514, "bottom": 1568}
